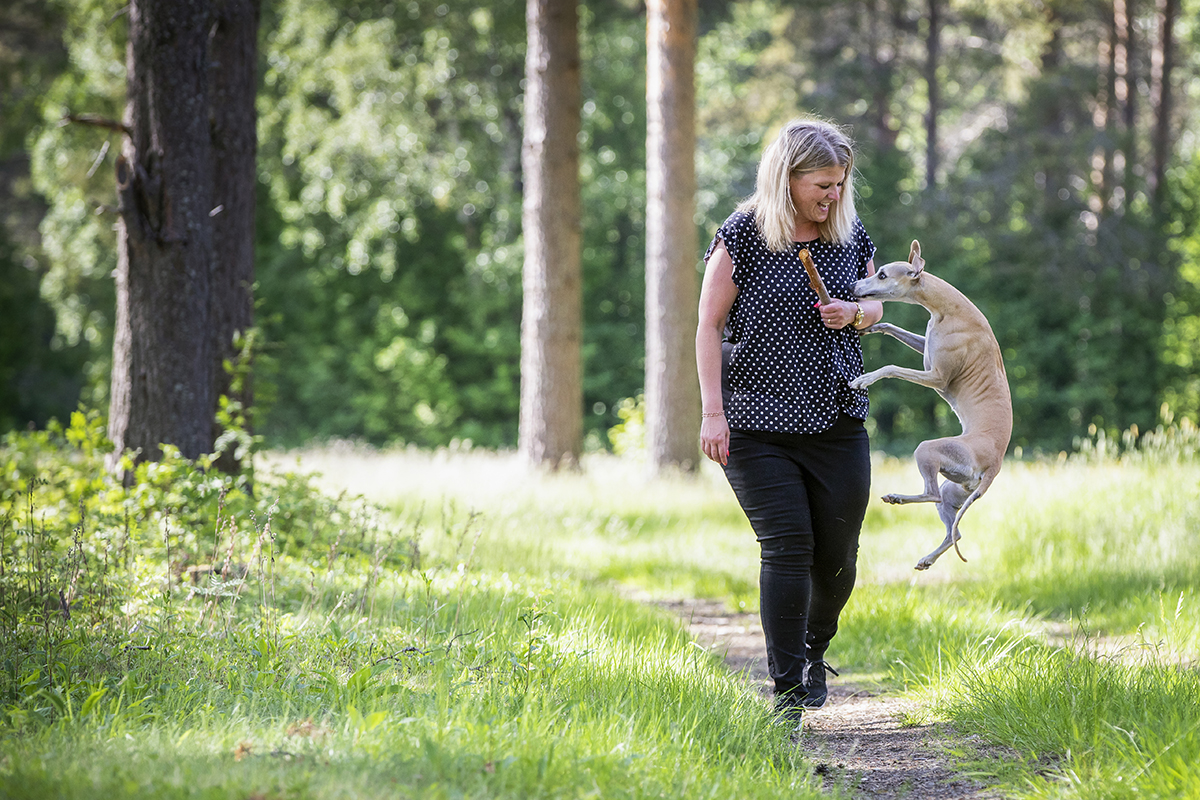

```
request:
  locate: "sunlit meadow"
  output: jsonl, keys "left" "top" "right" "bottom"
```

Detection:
{"left": 1, "top": 416, "right": 1197, "bottom": 798}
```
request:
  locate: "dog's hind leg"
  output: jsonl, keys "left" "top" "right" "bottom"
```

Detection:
{"left": 914, "top": 480, "right": 970, "bottom": 570}
{"left": 882, "top": 438, "right": 969, "bottom": 505}
{"left": 948, "top": 468, "right": 998, "bottom": 550}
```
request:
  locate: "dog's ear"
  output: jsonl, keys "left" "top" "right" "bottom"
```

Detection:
{"left": 908, "top": 240, "right": 925, "bottom": 276}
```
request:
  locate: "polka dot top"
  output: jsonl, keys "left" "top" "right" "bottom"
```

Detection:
{"left": 705, "top": 209, "right": 876, "bottom": 434}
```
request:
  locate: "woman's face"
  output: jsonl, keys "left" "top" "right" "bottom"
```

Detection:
{"left": 789, "top": 165, "right": 847, "bottom": 226}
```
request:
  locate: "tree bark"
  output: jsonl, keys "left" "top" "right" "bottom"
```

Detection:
{"left": 208, "top": 0, "right": 259, "bottom": 471}
{"left": 519, "top": 0, "right": 582, "bottom": 469}
{"left": 1099, "top": 3, "right": 1118, "bottom": 213}
{"left": 645, "top": 0, "right": 699, "bottom": 473}
{"left": 923, "top": 0, "right": 941, "bottom": 188}
{"left": 1150, "top": 0, "right": 1178, "bottom": 210}
{"left": 1115, "top": 0, "right": 1138, "bottom": 186}
{"left": 865, "top": 0, "right": 898, "bottom": 151}
{"left": 109, "top": 0, "right": 216, "bottom": 465}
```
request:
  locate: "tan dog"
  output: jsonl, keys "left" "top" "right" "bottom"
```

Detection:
{"left": 849, "top": 241, "right": 1012, "bottom": 570}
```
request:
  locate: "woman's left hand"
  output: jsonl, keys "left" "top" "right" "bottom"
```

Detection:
{"left": 818, "top": 299, "right": 860, "bottom": 330}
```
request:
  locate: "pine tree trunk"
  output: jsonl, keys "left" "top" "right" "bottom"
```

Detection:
{"left": 924, "top": 0, "right": 941, "bottom": 188}
{"left": 1100, "top": 3, "right": 1118, "bottom": 213}
{"left": 1116, "top": 0, "right": 1139, "bottom": 187}
{"left": 519, "top": 0, "right": 582, "bottom": 468}
{"left": 1150, "top": 0, "right": 1178, "bottom": 209}
{"left": 109, "top": 0, "right": 216, "bottom": 465}
{"left": 645, "top": 0, "right": 699, "bottom": 473}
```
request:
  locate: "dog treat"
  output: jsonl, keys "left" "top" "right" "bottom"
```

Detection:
{"left": 798, "top": 248, "right": 833, "bottom": 306}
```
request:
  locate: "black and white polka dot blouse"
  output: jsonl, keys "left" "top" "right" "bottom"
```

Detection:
{"left": 705, "top": 209, "right": 876, "bottom": 434}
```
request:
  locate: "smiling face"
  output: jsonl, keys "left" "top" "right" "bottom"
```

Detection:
{"left": 789, "top": 165, "right": 847, "bottom": 233}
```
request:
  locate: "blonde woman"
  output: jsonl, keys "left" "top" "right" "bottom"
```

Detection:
{"left": 696, "top": 118, "right": 883, "bottom": 724}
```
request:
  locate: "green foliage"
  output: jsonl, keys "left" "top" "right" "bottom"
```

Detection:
{"left": 0, "top": 0, "right": 68, "bottom": 158}
{"left": 0, "top": 229, "right": 87, "bottom": 431}
{"left": 1161, "top": 151, "right": 1200, "bottom": 423}
{"left": 0, "top": 436, "right": 825, "bottom": 799}
{"left": 5, "top": 431, "right": 1200, "bottom": 797}
{"left": 606, "top": 394, "right": 645, "bottom": 457}
{"left": 10, "top": 0, "right": 1200, "bottom": 458}
{"left": 253, "top": 0, "right": 656, "bottom": 447}
{"left": 24, "top": 0, "right": 124, "bottom": 408}
{"left": 252, "top": 0, "right": 527, "bottom": 448}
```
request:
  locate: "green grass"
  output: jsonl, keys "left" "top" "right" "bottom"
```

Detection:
{"left": 274, "top": 441, "right": 1200, "bottom": 798}
{"left": 3, "top": 421, "right": 1200, "bottom": 798}
{"left": 0, "top": 571, "right": 819, "bottom": 799}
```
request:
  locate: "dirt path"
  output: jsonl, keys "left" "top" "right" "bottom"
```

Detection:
{"left": 661, "top": 599, "right": 1008, "bottom": 799}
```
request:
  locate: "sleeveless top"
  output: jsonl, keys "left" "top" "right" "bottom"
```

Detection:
{"left": 705, "top": 209, "right": 875, "bottom": 434}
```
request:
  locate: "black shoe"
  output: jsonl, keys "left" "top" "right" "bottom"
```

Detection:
{"left": 800, "top": 660, "right": 838, "bottom": 709}
{"left": 774, "top": 689, "right": 805, "bottom": 726}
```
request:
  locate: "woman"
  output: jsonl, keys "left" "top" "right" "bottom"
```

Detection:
{"left": 695, "top": 118, "right": 883, "bottom": 722}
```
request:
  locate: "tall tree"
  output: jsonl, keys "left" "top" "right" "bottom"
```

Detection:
{"left": 645, "top": 0, "right": 700, "bottom": 472}
{"left": 1115, "top": 0, "right": 1139, "bottom": 190}
{"left": 923, "top": 0, "right": 942, "bottom": 188}
{"left": 519, "top": 0, "right": 583, "bottom": 468}
{"left": 1149, "top": 0, "right": 1179, "bottom": 210}
{"left": 108, "top": 0, "right": 257, "bottom": 467}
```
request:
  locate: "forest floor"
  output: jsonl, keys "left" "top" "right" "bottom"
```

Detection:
{"left": 661, "top": 598, "right": 1014, "bottom": 799}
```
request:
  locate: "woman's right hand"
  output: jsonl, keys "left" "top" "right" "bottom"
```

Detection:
{"left": 700, "top": 413, "right": 730, "bottom": 466}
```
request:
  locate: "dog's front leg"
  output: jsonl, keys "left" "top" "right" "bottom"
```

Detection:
{"left": 849, "top": 365, "right": 945, "bottom": 392}
{"left": 860, "top": 322, "right": 926, "bottom": 355}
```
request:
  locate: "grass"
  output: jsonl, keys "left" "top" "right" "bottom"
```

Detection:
{"left": 277, "top": 438, "right": 1200, "bottom": 798}
{"left": 2, "top": 417, "right": 1199, "bottom": 798}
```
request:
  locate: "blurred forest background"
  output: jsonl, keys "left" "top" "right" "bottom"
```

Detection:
{"left": 3, "top": 0, "right": 1200, "bottom": 457}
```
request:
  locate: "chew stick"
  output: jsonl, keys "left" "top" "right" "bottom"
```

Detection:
{"left": 798, "top": 248, "right": 833, "bottom": 306}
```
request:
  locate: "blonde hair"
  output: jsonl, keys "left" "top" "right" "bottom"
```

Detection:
{"left": 738, "top": 118, "right": 858, "bottom": 251}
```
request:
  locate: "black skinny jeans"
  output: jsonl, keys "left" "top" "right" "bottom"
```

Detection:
{"left": 721, "top": 415, "right": 871, "bottom": 697}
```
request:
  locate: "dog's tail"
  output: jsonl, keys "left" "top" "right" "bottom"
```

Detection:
{"left": 949, "top": 469, "right": 999, "bottom": 562}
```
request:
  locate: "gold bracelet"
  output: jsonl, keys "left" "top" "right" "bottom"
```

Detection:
{"left": 852, "top": 302, "right": 865, "bottom": 329}
{"left": 701, "top": 410, "right": 725, "bottom": 418}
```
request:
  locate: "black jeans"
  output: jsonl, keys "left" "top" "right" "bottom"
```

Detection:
{"left": 721, "top": 415, "right": 871, "bottom": 696}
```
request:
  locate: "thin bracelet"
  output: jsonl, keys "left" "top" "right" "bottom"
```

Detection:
{"left": 701, "top": 410, "right": 725, "bottom": 418}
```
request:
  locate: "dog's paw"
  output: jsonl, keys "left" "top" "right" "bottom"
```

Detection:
{"left": 848, "top": 375, "right": 870, "bottom": 390}
{"left": 914, "top": 559, "right": 932, "bottom": 571}
{"left": 881, "top": 493, "right": 903, "bottom": 504}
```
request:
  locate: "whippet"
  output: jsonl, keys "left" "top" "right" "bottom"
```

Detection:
{"left": 849, "top": 241, "right": 1012, "bottom": 570}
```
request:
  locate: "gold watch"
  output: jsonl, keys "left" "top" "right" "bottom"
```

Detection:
{"left": 852, "top": 302, "right": 865, "bottom": 329}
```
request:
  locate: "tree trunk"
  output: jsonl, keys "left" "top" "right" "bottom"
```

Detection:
{"left": 208, "top": 0, "right": 259, "bottom": 472}
{"left": 1150, "top": 0, "right": 1178, "bottom": 210}
{"left": 1115, "top": 0, "right": 1138, "bottom": 187}
{"left": 923, "top": 0, "right": 941, "bottom": 188}
{"left": 865, "top": 0, "right": 898, "bottom": 151}
{"left": 109, "top": 0, "right": 216, "bottom": 465}
{"left": 645, "top": 0, "right": 699, "bottom": 473}
{"left": 1099, "top": 3, "right": 1118, "bottom": 213}
{"left": 519, "top": 0, "right": 582, "bottom": 469}
{"left": 1038, "top": 5, "right": 1070, "bottom": 232}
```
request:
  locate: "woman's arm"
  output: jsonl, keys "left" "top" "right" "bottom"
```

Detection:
{"left": 696, "top": 242, "right": 739, "bottom": 465}
{"left": 817, "top": 257, "right": 882, "bottom": 330}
